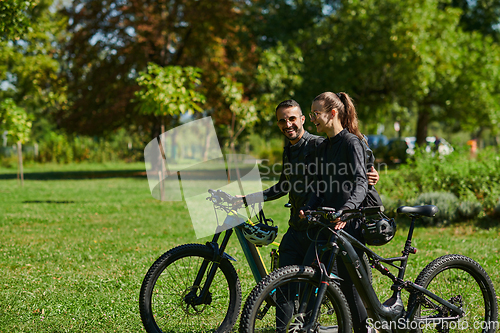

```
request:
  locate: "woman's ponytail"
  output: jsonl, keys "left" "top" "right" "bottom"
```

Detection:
{"left": 336, "top": 92, "right": 364, "bottom": 143}
{"left": 313, "top": 91, "right": 366, "bottom": 143}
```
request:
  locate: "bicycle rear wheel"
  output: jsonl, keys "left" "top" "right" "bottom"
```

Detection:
{"left": 239, "top": 265, "right": 352, "bottom": 333}
{"left": 409, "top": 254, "right": 498, "bottom": 333}
{"left": 139, "top": 243, "right": 241, "bottom": 333}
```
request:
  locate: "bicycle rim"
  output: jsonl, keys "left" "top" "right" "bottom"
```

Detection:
{"left": 141, "top": 245, "right": 240, "bottom": 333}
{"left": 240, "top": 266, "right": 351, "bottom": 333}
{"left": 413, "top": 255, "right": 498, "bottom": 333}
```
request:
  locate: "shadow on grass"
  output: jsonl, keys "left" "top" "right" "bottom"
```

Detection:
{"left": 0, "top": 169, "right": 147, "bottom": 180}
{"left": 0, "top": 165, "right": 281, "bottom": 181}
{"left": 22, "top": 200, "right": 76, "bottom": 204}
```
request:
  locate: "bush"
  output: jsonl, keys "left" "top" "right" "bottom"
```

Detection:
{"left": 457, "top": 201, "right": 483, "bottom": 220}
{"left": 247, "top": 134, "right": 283, "bottom": 165}
{"left": 23, "top": 128, "right": 145, "bottom": 164}
{"left": 377, "top": 146, "right": 500, "bottom": 223}
{"left": 379, "top": 194, "right": 405, "bottom": 218}
{"left": 413, "top": 192, "right": 459, "bottom": 225}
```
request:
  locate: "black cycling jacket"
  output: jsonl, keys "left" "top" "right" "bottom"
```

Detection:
{"left": 306, "top": 128, "right": 368, "bottom": 212}
{"left": 246, "top": 131, "right": 324, "bottom": 230}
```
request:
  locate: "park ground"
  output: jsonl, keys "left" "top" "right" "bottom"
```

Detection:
{"left": 1, "top": 163, "right": 499, "bottom": 332}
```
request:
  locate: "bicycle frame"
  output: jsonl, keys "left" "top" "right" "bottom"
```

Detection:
{"left": 190, "top": 209, "right": 278, "bottom": 305}
{"left": 306, "top": 214, "right": 465, "bottom": 333}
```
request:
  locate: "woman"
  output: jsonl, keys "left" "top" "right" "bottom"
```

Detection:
{"left": 303, "top": 91, "right": 373, "bottom": 333}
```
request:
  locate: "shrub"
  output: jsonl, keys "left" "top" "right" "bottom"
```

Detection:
{"left": 457, "top": 201, "right": 483, "bottom": 220}
{"left": 379, "top": 194, "right": 405, "bottom": 218}
{"left": 376, "top": 146, "right": 500, "bottom": 222}
{"left": 413, "top": 192, "right": 459, "bottom": 225}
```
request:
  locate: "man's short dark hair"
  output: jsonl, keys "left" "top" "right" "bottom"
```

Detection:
{"left": 276, "top": 99, "right": 302, "bottom": 116}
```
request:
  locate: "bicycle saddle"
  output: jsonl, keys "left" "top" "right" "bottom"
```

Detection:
{"left": 397, "top": 205, "right": 438, "bottom": 217}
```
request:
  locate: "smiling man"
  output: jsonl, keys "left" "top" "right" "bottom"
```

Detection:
{"left": 243, "top": 99, "right": 379, "bottom": 269}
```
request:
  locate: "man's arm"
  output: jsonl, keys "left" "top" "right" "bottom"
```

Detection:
{"left": 244, "top": 168, "right": 289, "bottom": 205}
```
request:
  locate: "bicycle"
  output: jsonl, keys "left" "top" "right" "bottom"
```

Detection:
{"left": 138, "top": 189, "right": 281, "bottom": 333}
{"left": 239, "top": 205, "right": 498, "bottom": 333}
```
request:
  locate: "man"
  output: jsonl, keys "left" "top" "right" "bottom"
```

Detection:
{"left": 244, "top": 99, "right": 379, "bottom": 269}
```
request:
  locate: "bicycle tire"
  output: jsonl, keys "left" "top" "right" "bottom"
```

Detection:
{"left": 408, "top": 254, "right": 498, "bottom": 333}
{"left": 139, "top": 243, "right": 242, "bottom": 333}
{"left": 239, "top": 265, "right": 352, "bottom": 333}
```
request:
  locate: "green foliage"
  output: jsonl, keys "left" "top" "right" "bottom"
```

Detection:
{"left": 247, "top": 134, "right": 283, "bottom": 165}
{"left": 457, "top": 200, "right": 483, "bottom": 220}
{"left": 133, "top": 63, "right": 206, "bottom": 117}
{"left": 219, "top": 77, "right": 258, "bottom": 149}
{"left": 0, "top": 0, "right": 36, "bottom": 40}
{"left": 403, "top": 147, "right": 500, "bottom": 211}
{"left": 0, "top": 98, "right": 32, "bottom": 144}
{"left": 414, "top": 192, "right": 460, "bottom": 225}
{"left": 253, "top": 42, "right": 304, "bottom": 122}
{"left": 60, "top": 0, "right": 254, "bottom": 136}
{"left": 378, "top": 146, "right": 500, "bottom": 222}
{"left": 254, "top": 0, "right": 500, "bottom": 142}
{"left": 0, "top": 0, "right": 66, "bottom": 108}
{"left": 33, "top": 129, "right": 143, "bottom": 164}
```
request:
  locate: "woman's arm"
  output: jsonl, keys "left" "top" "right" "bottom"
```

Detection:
{"left": 340, "top": 137, "right": 368, "bottom": 210}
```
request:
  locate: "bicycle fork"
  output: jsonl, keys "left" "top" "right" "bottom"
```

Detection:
{"left": 300, "top": 244, "right": 341, "bottom": 333}
{"left": 184, "top": 230, "right": 234, "bottom": 307}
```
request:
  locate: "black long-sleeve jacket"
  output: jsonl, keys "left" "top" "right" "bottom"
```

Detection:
{"left": 306, "top": 129, "right": 368, "bottom": 211}
{"left": 246, "top": 131, "right": 325, "bottom": 230}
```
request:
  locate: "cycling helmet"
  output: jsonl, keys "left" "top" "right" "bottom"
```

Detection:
{"left": 362, "top": 214, "right": 396, "bottom": 246}
{"left": 240, "top": 222, "right": 278, "bottom": 246}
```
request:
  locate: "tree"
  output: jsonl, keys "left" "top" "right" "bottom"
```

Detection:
{"left": 58, "top": 0, "right": 257, "bottom": 138}
{"left": 219, "top": 76, "right": 257, "bottom": 152}
{"left": 0, "top": 98, "right": 32, "bottom": 144}
{"left": 292, "top": 0, "right": 500, "bottom": 144}
{"left": 0, "top": 0, "right": 36, "bottom": 40}
{"left": 0, "top": 98, "right": 32, "bottom": 184}
{"left": 0, "top": 0, "right": 67, "bottom": 142}
{"left": 450, "top": 0, "right": 500, "bottom": 41}
{"left": 133, "top": 63, "right": 206, "bottom": 135}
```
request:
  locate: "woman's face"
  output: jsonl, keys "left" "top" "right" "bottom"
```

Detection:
{"left": 310, "top": 100, "right": 330, "bottom": 133}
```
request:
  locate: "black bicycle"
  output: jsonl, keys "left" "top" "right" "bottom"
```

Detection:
{"left": 240, "top": 205, "right": 498, "bottom": 333}
{"left": 139, "top": 189, "right": 282, "bottom": 333}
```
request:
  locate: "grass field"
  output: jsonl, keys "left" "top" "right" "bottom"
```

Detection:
{"left": 1, "top": 164, "right": 499, "bottom": 332}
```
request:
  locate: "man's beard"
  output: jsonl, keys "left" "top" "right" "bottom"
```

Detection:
{"left": 282, "top": 125, "right": 303, "bottom": 141}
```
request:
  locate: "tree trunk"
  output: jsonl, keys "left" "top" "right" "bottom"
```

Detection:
{"left": 17, "top": 142, "right": 24, "bottom": 186}
{"left": 416, "top": 109, "right": 430, "bottom": 146}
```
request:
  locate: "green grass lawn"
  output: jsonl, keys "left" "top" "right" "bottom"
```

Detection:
{"left": 0, "top": 164, "right": 499, "bottom": 332}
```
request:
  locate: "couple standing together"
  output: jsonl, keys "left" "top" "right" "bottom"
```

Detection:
{"left": 243, "top": 92, "right": 381, "bottom": 333}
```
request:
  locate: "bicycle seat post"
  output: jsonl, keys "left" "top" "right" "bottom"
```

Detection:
{"left": 402, "top": 215, "right": 418, "bottom": 257}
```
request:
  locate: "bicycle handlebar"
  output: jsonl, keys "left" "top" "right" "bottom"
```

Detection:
{"left": 207, "top": 189, "right": 237, "bottom": 205}
{"left": 304, "top": 205, "right": 384, "bottom": 224}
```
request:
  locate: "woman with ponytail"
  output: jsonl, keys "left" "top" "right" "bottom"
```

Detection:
{"left": 301, "top": 91, "right": 376, "bottom": 333}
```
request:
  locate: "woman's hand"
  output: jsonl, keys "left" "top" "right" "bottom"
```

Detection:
{"left": 367, "top": 166, "right": 379, "bottom": 186}
{"left": 333, "top": 218, "right": 346, "bottom": 230}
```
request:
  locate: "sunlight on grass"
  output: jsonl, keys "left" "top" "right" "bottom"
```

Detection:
{"left": 0, "top": 168, "right": 498, "bottom": 332}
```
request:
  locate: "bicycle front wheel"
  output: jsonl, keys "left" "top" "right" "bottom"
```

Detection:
{"left": 239, "top": 265, "right": 352, "bottom": 333}
{"left": 409, "top": 254, "right": 498, "bottom": 333}
{"left": 139, "top": 243, "right": 241, "bottom": 333}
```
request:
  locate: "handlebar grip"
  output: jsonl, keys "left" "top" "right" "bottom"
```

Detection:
{"left": 362, "top": 206, "right": 384, "bottom": 215}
